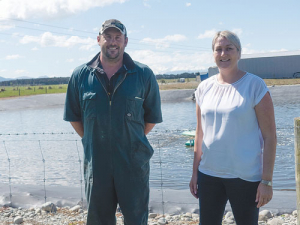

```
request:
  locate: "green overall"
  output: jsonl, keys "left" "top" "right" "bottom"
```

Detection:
{"left": 64, "top": 52, "right": 162, "bottom": 225}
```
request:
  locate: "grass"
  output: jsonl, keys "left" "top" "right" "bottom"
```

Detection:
{"left": 0, "top": 84, "right": 68, "bottom": 98}
{"left": 263, "top": 78, "right": 300, "bottom": 86}
{"left": 158, "top": 78, "right": 200, "bottom": 90}
{"left": 0, "top": 78, "right": 300, "bottom": 99}
{"left": 159, "top": 81, "right": 199, "bottom": 90}
{"left": 158, "top": 78, "right": 300, "bottom": 90}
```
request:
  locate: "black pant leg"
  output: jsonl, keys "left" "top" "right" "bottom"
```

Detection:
{"left": 224, "top": 178, "right": 260, "bottom": 225}
{"left": 198, "top": 172, "right": 228, "bottom": 225}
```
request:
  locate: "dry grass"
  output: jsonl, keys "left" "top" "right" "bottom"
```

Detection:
{"left": 263, "top": 78, "right": 300, "bottom": 86}
{"left": 158, "top": 78, "right": 300, "bottom": 91}
{"left": 159, "top": 81, "right": 199, "bottom": 90}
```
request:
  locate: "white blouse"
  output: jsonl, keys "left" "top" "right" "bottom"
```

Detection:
{"left": 195, "top": 72, "right": 269, "bottom": 181}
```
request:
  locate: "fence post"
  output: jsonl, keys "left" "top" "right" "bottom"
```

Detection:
{"left": 295, "top": 117, "right": 300, "bottom": 225}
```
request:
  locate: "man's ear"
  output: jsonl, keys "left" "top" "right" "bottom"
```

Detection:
{"left": 124, "top": 37, "right": 128, "bottom": 47}
{"left": 97, "top": 35, "right": 101, "bottom": 46}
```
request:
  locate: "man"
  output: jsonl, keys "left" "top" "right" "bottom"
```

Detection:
{"left": 63, "top": 19, "right": 162, "bottom": 224}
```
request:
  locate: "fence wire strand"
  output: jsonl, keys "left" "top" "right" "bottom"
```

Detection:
{"left": 75, "top": 140, "right": 85, "bottom": 221}
{"left": 38, "top": 140, "right": 47, "bottom": 203}
{"left": 158, "top": 139, "right": 165, "bottom": 219}
{"left": 0, "top": 126, "right": 292, "bottom": 137}
{"left": 3, "top": 141, "right": 12, "bottom": 205}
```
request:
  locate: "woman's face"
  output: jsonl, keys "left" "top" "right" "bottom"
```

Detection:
{"left": 213, "top": 36, "right": 240, "bottom": 71}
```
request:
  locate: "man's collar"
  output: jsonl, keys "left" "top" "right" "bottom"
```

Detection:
{"left": 122, "top": 52, "right": 135, "bottom": 70}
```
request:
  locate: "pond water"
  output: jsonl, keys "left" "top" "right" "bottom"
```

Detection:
{"left": 0, "top": 87, "right": 298, "bottom": 191}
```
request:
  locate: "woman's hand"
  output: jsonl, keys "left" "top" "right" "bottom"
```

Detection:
{"left": 189, "top": 173, "right": 198, "bottom": 199}
{"left": 255, "top": 183, "right": 273, "bottom": 208}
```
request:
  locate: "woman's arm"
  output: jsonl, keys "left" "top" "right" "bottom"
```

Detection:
{"left": 189, "top": 103, "right": 204, "bottom": 199}
{"left": 254, "top": 92, "right": 277, "bottom": 208}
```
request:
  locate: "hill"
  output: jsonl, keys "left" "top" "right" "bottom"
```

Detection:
{"left": 0, "top": 76, "right": 12, "bottom": 82}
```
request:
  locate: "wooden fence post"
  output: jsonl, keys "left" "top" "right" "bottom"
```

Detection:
{"left": 295, "top": 117, "right": 300, "bottom": 225}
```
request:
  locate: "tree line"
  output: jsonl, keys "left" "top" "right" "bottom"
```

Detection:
{"left": 0, "top": 72, "right": 201, "bottom": 86}
{"left": 0, "top": 77, "right": 70, "bottom": 86}
{"left": 156, "top": 72, "right": 200, "bottom": 79}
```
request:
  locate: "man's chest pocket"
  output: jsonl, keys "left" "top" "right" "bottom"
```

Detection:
{"left": 81, "top": 92, "right": 97, "bottom": 119}
{"left": 126, "top": 97, "right": 144, "bottom": 123}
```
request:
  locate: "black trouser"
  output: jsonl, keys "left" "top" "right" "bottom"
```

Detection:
{"left": 197, "top": 171, "right": 260, "bottom": 225}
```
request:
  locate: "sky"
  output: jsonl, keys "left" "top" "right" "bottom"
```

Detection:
{"left": 0, "top": 0, "right": 299, "bottom": 79}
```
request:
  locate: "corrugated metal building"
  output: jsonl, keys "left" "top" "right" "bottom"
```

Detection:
{"left": 208, "top": 50, "right": 300, "bottom": 78}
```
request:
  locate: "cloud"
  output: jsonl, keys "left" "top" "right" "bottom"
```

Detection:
{"left": 0, "top": 23, "right": 15, "bottom": 31}
{"left": 31, "top": 47, "right": 39, "bottom": 51}
{"left": 66, "top": 59, "right": 74, "bottom": 63}
{"left": 128, "top": 49, "right": 214, "bottom": 74}
{"left": 242, "top": 47, "right": 288, "bottom": 55}
{"left": 143, "top": 0, "right": 151, "bottom": 8}
{"left": 197, "top": 29, "right": 217, "bottom": 39}
{"left": 0, "top": 0, "right": 128, "bottom": 20}
{"left": 19, "top": 32, "right": 97, "bottom": 50}
{"left": 232, "top": 28, "right": 243, "bottom": 36}
{"left": 0, "top": 69, "right": 7, "bottom": 73}
{"left": 269, "top": 48, "right": 288, "bottom": 52}
{"left": 186, "top": 3, "right": 191, "bottom": 7}
{"left": 79, "top": 45, "right": 97, "bottom": 51}
{"left": 79, "top": 54, "right": 96, "bottom": 62}
{"left": 15, "top": 70, "right": 26, "bottom": 74}
{"left": 141, "top": 34, "right": 187, "bottom": 49}
{"left": 127, "top": 47, "right": 294, "bottom": 74}
{"left": 198, "top": 28, "right": 243, "bottom": 39}
{"left": 5, "top": 54, "right": 22, "bottom": 60}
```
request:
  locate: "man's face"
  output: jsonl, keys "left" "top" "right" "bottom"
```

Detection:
{"left": 98, "top": 28, "right": 128, "bottom": 62}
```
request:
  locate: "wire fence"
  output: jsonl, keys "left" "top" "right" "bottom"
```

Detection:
{"left": 0, "top": 131, "right": 198, "bottom": 224}
{"left": 0, "top": 126, "right": 296, "bottom": 224}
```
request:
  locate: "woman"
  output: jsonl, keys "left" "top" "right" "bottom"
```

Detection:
{"left": 189, "top": 31, "right": 277, "bottom": 225}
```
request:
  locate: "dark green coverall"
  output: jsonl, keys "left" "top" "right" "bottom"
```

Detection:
{"left": 63, "top": 52, "right": 163, "bottom": 225}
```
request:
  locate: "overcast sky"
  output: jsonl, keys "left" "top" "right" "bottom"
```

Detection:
{"left": 0, "top": 0, "right": 299, "bottom": 79}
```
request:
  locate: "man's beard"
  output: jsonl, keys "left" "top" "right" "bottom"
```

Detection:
{"left": 104, "top": 47, "right": 120, "bottom": 60}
